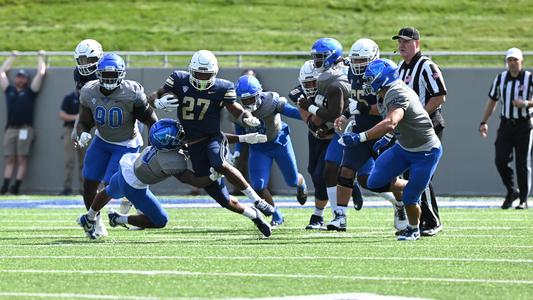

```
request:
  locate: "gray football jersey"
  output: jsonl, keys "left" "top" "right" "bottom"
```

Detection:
{"left": 133, "top": 146, "right": 188, "bottom": 185}
{"left": 80, "top": 80, "right": 149, "bottom": 143}
{"left": 233, "top": 92, "right": 286, "bottom": 141}
{"left": 314, "top": 66, "right": 351, "bottom": 128}
{"left": 378, "top": 81, "right": 440, "bottom": 151}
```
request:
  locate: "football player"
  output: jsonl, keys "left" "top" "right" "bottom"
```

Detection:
{"left": 147, "top": 50, "right": 275, "bottom": 217}
{"left": 73, "top": 39, "right": 101, "bottom": 89}
{"left": 231, "top": 75, "right": 307, "bottom": 227}
{"left": 72, "top": 53, "right": 158, "bottom": 237}
{"left": 342, "top": 58, "right": 443, "bottom": 241}
{"left": 333, "top": 38, "right": 408, "bottom": 232}
{"left": 77, "top": 118, "right": 272, "bottom": 239}
{"left": 296, "top": 38, "right": 350, "bottom": 230}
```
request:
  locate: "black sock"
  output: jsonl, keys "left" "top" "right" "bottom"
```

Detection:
{"left": 2, "top": 178, "right": 9, "bottom": 189}
{"left": 13, "top": 180, "right": 22, "bottom": 189}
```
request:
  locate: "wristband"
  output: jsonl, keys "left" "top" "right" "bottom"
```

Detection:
{"left": 480, "top": 121, "right": 487, "bottom": 126}
{"left": 308, "top": 105, "right": 319, "bottom": 115}
{"left": 360, "top": 131, "right": 368, "bottom": 143}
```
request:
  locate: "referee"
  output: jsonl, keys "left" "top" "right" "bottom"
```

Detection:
{"left": 393, "top": 27, "right": 447, "bottom": 236}
{"left": 479, "top": 48, "right": 532, "bottom": 210}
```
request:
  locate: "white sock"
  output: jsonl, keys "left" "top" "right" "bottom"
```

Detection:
{"left": 117, "top": 215, "right": 128, "bottom": 224}
{"left": 408, "top": 224, "right": 419, "bottom": 230}
{"left": 327, "top": 186, "right": 337, "bottom": 211}
{"left": 380, "top": 192, "right": 401, "bottom": 206}
{"left": 87, "top": 208, "right": 98, "bottom": 221}
{"left": 313, "top": 207, "right": 324, "bottom": 217}
{"left": 242, "top": 206, "right": 258, "bottom": 219}
{"left": 241, "top": 186, "right": 262, "bottom": 202}
{"left": 337, "top": 205, "right": 347, "bottom": 215}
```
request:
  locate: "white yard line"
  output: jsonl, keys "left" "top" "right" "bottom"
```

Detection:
{"left": 3, "top": 269, "right": 533, "bottom": 285}
{"left": 0, "top": 292, "right": 179, "bottom": 300}
{"left": 1, "top": 255, "right": 531, "bottom": 264}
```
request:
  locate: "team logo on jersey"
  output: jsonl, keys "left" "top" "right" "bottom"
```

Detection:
{"left": 182, "top": 86, "right": 189, "bottom": 93}
{"left": 91, "top": 98, "right": 96, "bottom": 105}
{"left": 432, "top": 72, "right": 440, "bottom": 80}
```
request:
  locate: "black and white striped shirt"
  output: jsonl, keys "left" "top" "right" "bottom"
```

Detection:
{"left": 398, "top": 52, "right": 447, "bottom": 127}
{"left": 489, "top": 70, "right": 533, "bottom": 120}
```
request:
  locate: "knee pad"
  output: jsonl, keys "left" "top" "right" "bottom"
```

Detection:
{"left": 337, "top": 175, "right": 354, "bottom": 189}
{"left": 366, "top": 176, "right": 392, "bottom": 193}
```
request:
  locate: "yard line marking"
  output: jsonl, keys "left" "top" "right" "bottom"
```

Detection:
{"left": 1, "top": 255, "right": 532, "bottom": 264}
{"left": 0, "top": 292, "right": 184, "bottom": 300}
{"left": 3, "top": 269, "right": 533, "bottom": 285}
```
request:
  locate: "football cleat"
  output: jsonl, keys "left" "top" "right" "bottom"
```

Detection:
{"left": 108, "top": 208, "right": 129, "bottom": 229}
{"left": 352, "top": 186, "right": 364, "bottom": 211}
{"left": 254, "top": 199, "right": 275, "bottom": 216}
{"left": 420, "top": 224, "right": 443, "bottom": 236}
{"left": 251, "top": 207, "right": 272, "bottom": 237}
{"left": 118, "top": 198, "right": 133, "bottom": 215}
{"left": 296, "top": 182, "right": 308, "bottom": 205}
{"left": 397, "top": 227, "right": 420, "bottom": 241}
{"left": 326, "top": 210, "right": 347, "bottom": 231}
{"left": 305, "top": 214, "right": 325, "bottom": 230}
{"left": 394, "top": 204, "right": 408, "bottom": 231}
{"left": 501, "top": 190, "right": 519, "bottom": 209}
{"left": 516, "top": 201, "right": 528, "bottom": 210}
{"left": 77, "top": 214, "right": 98, "bottom": 240}
{"left": 270, "top": 209, "right": 284, "bottom": 228}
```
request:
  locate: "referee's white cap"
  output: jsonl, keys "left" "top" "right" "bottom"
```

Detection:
{"left": 506, "top": 48, "right": 523, "bottom": 60}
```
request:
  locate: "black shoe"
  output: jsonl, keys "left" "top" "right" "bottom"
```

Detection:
{"left": 58, "top": 188, "right": 72, "bottom": 196}
{"left": 0, "top": 185, "right": 8, "bottom": 195}
{"left": 516, "top": 201, "right": 528, "bottom": 210}
{"left": 9, "top": 185, "right": 19, "bottom": 195}
{"left": 352, "top": 189, "right": 364, "bottom": 211}
{"left": 501, "top": 191, "right": 519, "bottom": 209}
{"left": 305, "top": 214, "right": 325, "bottom": 230}
{"left": 251, "top": 208, "right": 272, "bottom": 237}
{"left": 296, "top": 183, "right": 308, "bottom": 205}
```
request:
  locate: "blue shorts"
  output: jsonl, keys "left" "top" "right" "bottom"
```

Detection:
{"left": 82, "top": 136, "right": 140, "bottom": 184}
{"left": 324, "top": 133, "right": 344, "bottom": 166}
{"left": 248, "top": 135, "right": 299, "bottom": 191}
{"left": 367, "top": 144, "right": 442, "bottom": 205}
{"left": 106, "top": 168, "right": 168, "bottom": 227}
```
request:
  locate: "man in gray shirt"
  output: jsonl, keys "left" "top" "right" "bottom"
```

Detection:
{"left": 342, "top": 58, "right": 442, "bottom": 241}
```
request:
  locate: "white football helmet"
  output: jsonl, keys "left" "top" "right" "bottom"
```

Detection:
{"left": 298, "top": 60, "right": 320, "bottom": 97}
{"left": 349, "top": 38, "right": 380, "bottom": 75}
{"left": 189, "top": 50, "right": 219, "bottom": 90}
{"left": 74, "top": 39, "right": 103, "bottom": 76}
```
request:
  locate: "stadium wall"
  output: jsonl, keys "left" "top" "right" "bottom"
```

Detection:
{"left": 0, "top": 68, "right": 507, "bottom": 196}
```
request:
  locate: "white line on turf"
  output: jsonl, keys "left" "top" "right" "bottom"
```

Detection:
{"left": 1, "top": 255, "right": 531, "bottom": 264}
{"left": 3, "top": 269, "right": 533, "bottom": 285}
{"left": 0, "top": 292, "right": 179, "bottom": 300}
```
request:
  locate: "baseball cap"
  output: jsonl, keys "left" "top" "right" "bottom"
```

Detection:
{"left": 505, "top": 47, "right": 523, "bottom": 60}
{"left": 16, "top": 69, "right": 28, "bottom": 77}
{"left": 392, "top": 27, "right": 420, "bottom": 41}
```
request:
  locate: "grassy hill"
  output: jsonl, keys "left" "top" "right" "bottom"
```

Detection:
{"left": 0, "top": 0, "right": 531, "bottom": 67}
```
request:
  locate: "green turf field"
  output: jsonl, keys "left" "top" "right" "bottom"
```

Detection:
{"left": 0, "top": 206, "right": 531, "bottom": 299}
{"left": 0, "top": 0, "right": 531, "bottom": 67}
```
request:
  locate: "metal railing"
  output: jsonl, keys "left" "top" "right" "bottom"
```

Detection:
{"left": 0, "top": 51, "right": 531, "bottom": 68}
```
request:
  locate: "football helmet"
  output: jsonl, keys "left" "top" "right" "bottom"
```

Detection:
{"left": 96, "top": 53, "right": 126, "bottom": 90}
{"left": 189, "top": 50, "right": 219, "bottom": 90}
{"left": 298, "top": 60, "right": 320, "bottom": 97}
{"left": 74, "top": 39, "right": 103, "bottom": 76}
{"left": 310, "top": 38, "right": 343, "bottom": 72}
{"left": 149, "top": 118, "right": 185, "bottom": 151}
{"left": 349, "top": 38, "right": 380, "bottom": 75}
{"left": 235, "top": 75, "right": 262, "bottom": 112}
{"left": 363, "top": 58, "right": 399, "bottom": 95}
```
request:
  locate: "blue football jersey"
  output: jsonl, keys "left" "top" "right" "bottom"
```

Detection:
{"left": 347, "top": 68, "right": 377, "bottom": 106}
{"left": 163, "top": 71, "right": 236, "bottom": 140}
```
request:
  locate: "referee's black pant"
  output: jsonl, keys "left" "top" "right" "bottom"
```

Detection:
{"left": 495, "top": 118, "right": 532, "bottom": 203}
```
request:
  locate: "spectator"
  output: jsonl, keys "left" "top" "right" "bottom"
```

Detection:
{"left": 58, "top": 85, "right": 85, "bottom": 195}
{"left": 479, "top": 48, "right": 532, "bottom": 209}
{"left": 0, "top": 50, "right": 47, "bottom": 195}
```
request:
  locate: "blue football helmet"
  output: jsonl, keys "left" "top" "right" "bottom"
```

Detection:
{"left": 96, "top": 53, "right": 126, "bottom": 90}
{"left": 235, "top": 75, "right": 262, "bottom": 112}
{"left": 149, "top": 118, "right": 185, "bottom": 151}
{"left": 310, "top": 38, "right": 343, "bottom": 72}
{"left": 363, "top": 58, "right": 400, "bottom": 95}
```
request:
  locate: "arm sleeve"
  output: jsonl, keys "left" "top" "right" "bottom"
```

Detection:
{"left": 162, "top": 71, "right": 178, "bottom": 94}
{"left": 223, "top": 83, "right": 237, "bottom": 104}
{"left": 488, "top": 73, "right": 501, "bottom": 101}
{"left": 234, "top": 123, "right": 246, "bottom": 153}
{"left": 281, "top": 102, "right": 302, "bottom": 120}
